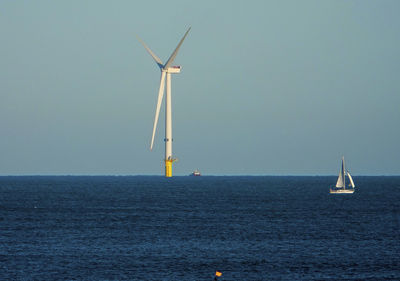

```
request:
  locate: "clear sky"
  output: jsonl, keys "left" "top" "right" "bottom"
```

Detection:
{"left": 1, "top": 0, "right": 399, "bottom": 175}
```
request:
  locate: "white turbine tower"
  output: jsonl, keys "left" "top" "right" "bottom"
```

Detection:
{"left": 138, "top": 27, "right": 190, "bottom": 177}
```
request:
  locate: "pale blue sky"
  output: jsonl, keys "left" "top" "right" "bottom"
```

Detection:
{"left": 1, "top": 0, "right": 399, "bottom": 175}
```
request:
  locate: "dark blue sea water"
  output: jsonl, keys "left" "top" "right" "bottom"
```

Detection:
{"left": 0, "top": 176, "right": 399, "bottom": 280}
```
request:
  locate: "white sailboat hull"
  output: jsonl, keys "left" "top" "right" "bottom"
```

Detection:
{"left": 330, "top": 188, "right": 355, "bottom": 194}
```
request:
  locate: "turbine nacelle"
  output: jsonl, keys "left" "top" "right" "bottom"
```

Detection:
{"left": 164, "top": 66, "right": 181, "bottom": 74}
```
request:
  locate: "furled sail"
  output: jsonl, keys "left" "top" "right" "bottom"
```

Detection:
{"left": 347, "top": 172, "right": 355, "bottom": 188}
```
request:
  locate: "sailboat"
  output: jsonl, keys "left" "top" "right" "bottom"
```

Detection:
{"left": 330, "top": 156, "right": 355, "bottom": 194}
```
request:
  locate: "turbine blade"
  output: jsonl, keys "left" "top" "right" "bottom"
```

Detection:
{"left": 164, "top": 27, "right": 191, "bottom": 69}
{"left": 150, "top": 71, "right": 166, "bottom": 150}
{"left": 137, "top": 35, "right": 164, "bottom": 68}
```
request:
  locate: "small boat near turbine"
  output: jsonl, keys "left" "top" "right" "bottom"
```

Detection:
{"left": 190, "top": 169, "right": 201, "bottom": 176}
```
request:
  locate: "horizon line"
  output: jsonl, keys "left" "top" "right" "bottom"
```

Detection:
{"left": 0, "top": 174, "right": 399, "bottom": 177}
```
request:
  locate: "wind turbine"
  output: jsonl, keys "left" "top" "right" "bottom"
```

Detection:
{"left": 138, "top": 27, "right": 191, "bottom": 177}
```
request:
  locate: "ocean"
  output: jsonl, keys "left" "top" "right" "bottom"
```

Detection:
{"left": 0, "top": 176, "right": 399, "bottom": 280}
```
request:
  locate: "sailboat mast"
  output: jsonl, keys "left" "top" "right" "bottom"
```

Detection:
{"left": 342, "top": 156, "right": 346, "bottom": 189}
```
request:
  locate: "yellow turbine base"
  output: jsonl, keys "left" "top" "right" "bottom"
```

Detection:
{"left": 165, "top": 159, "right": 174, "bottom": 177}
